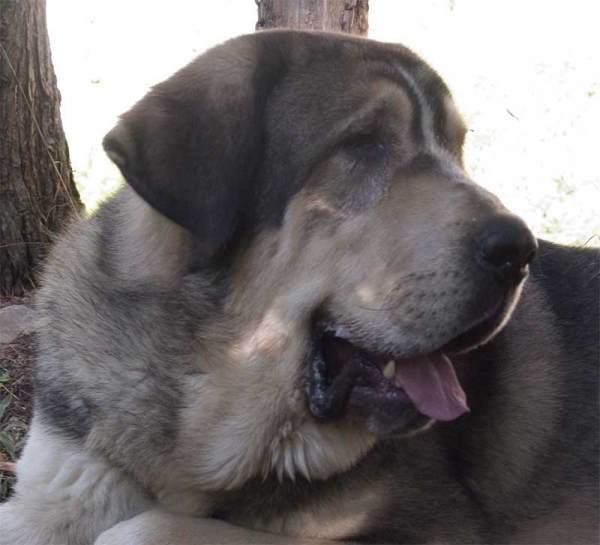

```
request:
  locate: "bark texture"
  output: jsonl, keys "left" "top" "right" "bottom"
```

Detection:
{"left": 257, "top": 0, "right": 369, "bottom": 35}
{"left": 0, "top": 0, "right": 82, "bottom": 296}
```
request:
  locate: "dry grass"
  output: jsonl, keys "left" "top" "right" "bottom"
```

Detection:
{"left": 0, "top": 295, "right": 34, "bottom": 502}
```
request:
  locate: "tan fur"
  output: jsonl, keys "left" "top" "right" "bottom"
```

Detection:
{"left": 114, "top": 190, "right": 193, "bottom": 281}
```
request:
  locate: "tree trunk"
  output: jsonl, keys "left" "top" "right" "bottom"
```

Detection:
{"left": 0, "top": 0, "right": 82, "bottom": 296}
{"left": 257, "top": 0, "right": 369, "bottom": 35}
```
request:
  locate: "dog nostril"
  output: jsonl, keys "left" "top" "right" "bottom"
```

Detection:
{"left": 476, "top": 215, "right": 538, "bottom": 278}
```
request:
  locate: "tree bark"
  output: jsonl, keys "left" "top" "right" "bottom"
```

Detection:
{"left": 0, "top": 0, "right": 82, "bottom": 296}
{"left": 257, "top": 0, "right": 369, "bottom": 35}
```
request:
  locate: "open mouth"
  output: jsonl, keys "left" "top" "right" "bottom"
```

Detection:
{"left": 306, "top": 299, "right": 511, "bottom": 436}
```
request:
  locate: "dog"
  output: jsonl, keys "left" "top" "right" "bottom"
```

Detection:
{"left": 0, "top": 30, "right": 598, "bottom": 545}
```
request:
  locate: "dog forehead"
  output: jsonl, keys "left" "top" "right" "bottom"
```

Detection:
{"left": 176, "top": 30, "right": 439, "bottom": 96}
{"left": 153, "top": 30, "right": 452, "bottom": 145}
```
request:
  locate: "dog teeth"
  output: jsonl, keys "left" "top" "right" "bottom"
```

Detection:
{"left": 383, "top": 360, "right": 396, "bottom": 380}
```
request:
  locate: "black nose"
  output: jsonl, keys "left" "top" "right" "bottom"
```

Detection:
{"left": 476, "top": 215, "right": 538, "bottom": 281}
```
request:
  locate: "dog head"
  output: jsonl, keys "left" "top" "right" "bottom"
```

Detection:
{"left": 104, "top": 31, "right": 536, "bottom": 490}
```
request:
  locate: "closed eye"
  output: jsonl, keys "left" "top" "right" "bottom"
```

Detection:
{"left": 341, "top": 133, "right": 387, "bottom": 169}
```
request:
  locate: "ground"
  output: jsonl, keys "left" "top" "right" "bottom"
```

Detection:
{"left": 0, "top": 295, "right": 34, "bottom": 502}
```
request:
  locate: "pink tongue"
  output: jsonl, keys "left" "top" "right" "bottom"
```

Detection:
{"left": 392, "top": 353, "right": 469, "bottom": 421}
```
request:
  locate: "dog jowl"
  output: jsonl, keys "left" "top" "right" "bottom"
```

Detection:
{"left": 7, "top": 30, "right": 590, "bottom": 545}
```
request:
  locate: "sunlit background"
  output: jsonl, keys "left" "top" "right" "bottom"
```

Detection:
{"left": 47, "top": 0, "right": 599, "bottom": 246}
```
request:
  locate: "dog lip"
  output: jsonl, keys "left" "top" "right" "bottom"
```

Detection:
{"left": 441, "top": 290, "right": 514, "bottom": 355}
{"left": 442, "top": 269, "right": 529, "bottom": 355}
{"left": 306, "top": 319, "right": 471, "bottom": 432}
{"left": 305, "top": 339, "right": 432, "bottom": 435}
{"left": 312, "top": 294, "right": 504, "bottom": 362}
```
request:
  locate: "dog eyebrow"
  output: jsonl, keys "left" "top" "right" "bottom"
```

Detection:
{"left": 370, "top": 66, "right": 428, "bottom": 145}
{"left": 318, "top": 97, "right": 401, "bottom": 157}
{"left": 405, "top": 152, "right": 441, "bottom": 174}
{"left": 370, "top": 62, "right": 458, "bottom": 158}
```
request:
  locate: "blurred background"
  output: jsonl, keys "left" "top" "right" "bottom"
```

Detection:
{"left": 47, "top": 0, "right": 599, "bottom": 246}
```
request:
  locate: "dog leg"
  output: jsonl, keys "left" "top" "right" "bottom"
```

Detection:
{"left": 95, "top": 510, "right": 339, "bottom": 545}
{"left": 0, "top": 419, "right": 153, "bottom": 545}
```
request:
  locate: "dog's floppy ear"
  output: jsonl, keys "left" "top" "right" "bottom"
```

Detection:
{"left": 103, "top": 36, "right": 278, "bottom": 255}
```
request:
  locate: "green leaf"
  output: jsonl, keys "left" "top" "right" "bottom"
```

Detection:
{"left": 0, "top": 432, "right": 15, "bottom": 459}
{"left": 0, "top": 396, "right": 11, "bottom": 422}
{"left": 0, "top": 373, "right": 9, "bottom": 383}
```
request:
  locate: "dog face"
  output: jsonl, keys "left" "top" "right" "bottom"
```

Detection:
{"left": 103, "top": 31, "right": 536, "bottom": 492}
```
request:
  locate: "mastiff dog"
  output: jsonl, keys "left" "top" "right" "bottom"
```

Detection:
{"left": 0, "top": 30, "right": 598, "bottom": 545}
